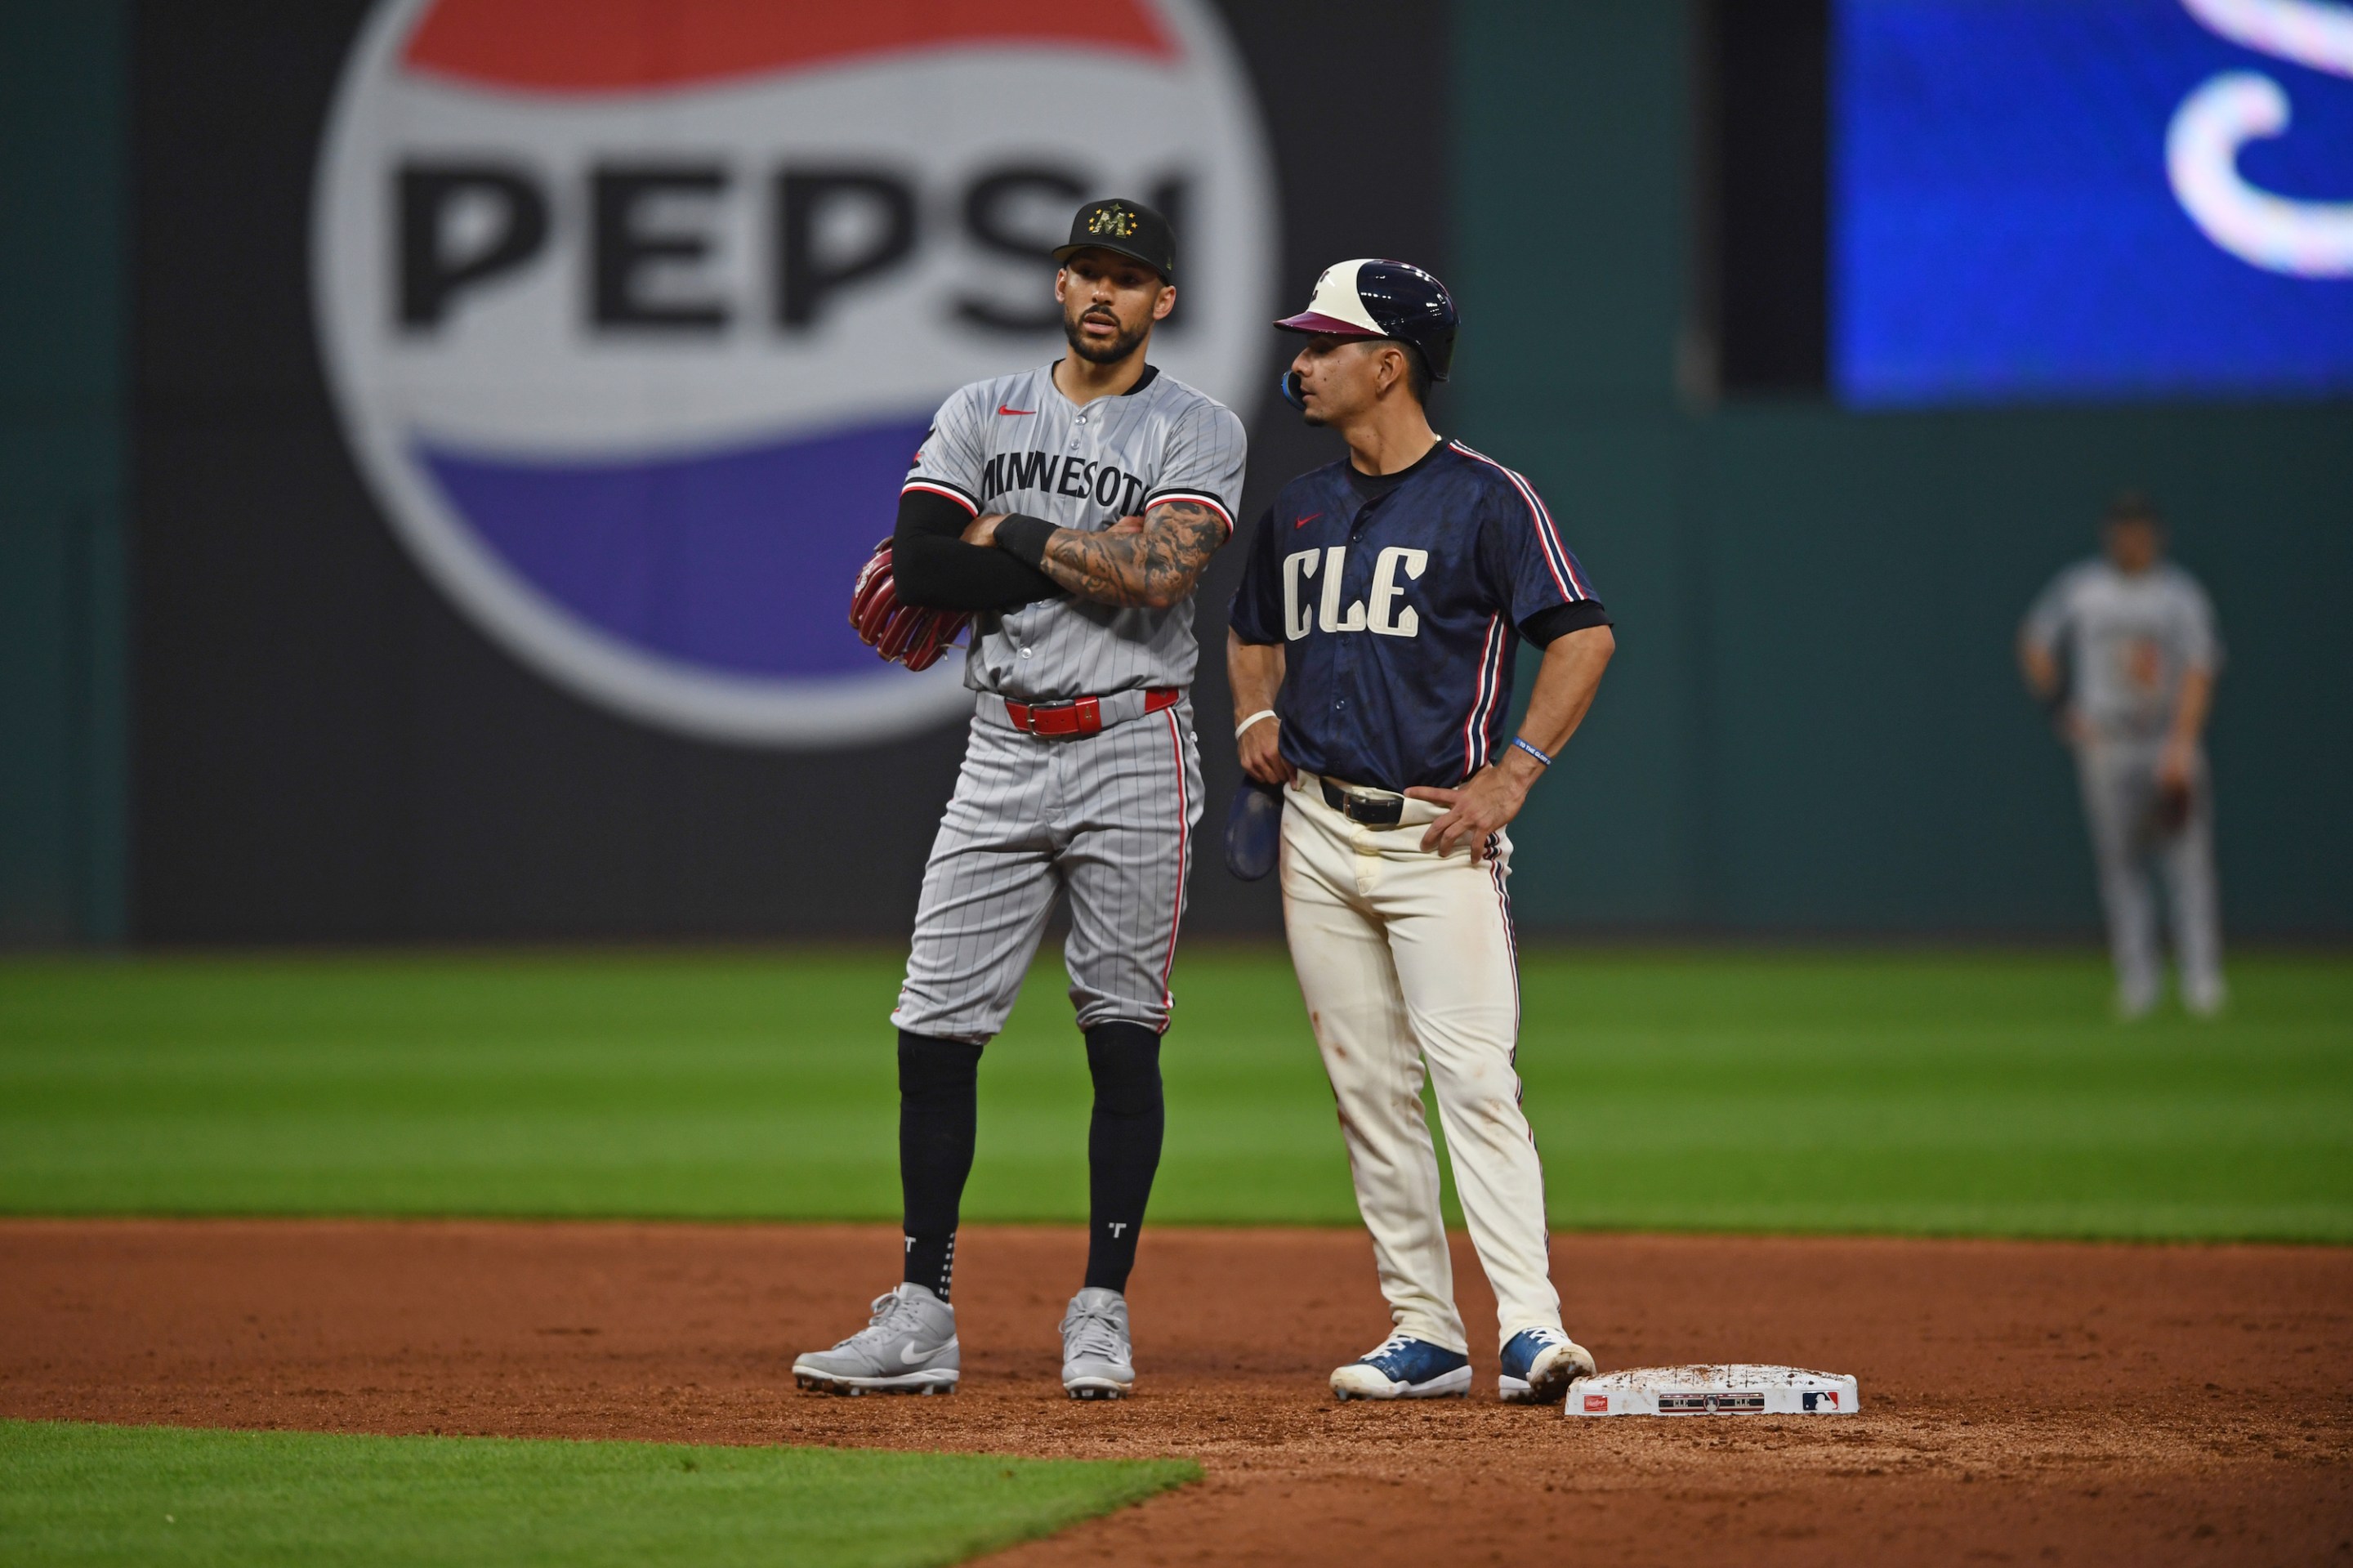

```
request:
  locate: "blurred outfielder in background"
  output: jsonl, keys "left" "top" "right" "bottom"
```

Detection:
{"left": 2020, "top": 494, "right": 2226, "bottom": 1018}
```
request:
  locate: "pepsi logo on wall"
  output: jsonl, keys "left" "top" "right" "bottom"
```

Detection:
{"left": 315, "top": 0, "right": 1275, "bottom": 747}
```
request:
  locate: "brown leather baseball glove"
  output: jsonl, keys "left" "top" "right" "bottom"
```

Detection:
{"left": 2150, "top": 776, "right": 2194, "bottom": 838}
{"left": 850, "top": 538, "right": 967, "bottom": 672}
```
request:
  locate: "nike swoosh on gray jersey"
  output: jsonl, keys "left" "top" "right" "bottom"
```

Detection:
{"left": 903, "top": 364, "right": 1248, "bottom": 703}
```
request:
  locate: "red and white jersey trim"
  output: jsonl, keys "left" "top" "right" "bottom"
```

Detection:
{"left": 1460, "top": 613, "right": 1507, "bottom": 775}
{"left": 1158, "top": 707, "right": 1189, "bottom": 1012}
{"left": 1144, "top": 489, "right": 1235, "bottom": 537}
{"left": 1448, "top": 441, "right": 1596, "bottom": 601}
{"left": 901, "top": 479, "right": 979, "bottom": 516}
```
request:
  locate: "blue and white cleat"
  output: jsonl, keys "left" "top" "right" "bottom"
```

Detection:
{"left": 1331, "top": 1333, "right": 1472, "bottom": 1400}
{"left": 1498, "top": 1326, "right": 1596, "bottom": 1405}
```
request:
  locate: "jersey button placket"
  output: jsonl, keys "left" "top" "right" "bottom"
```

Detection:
{"left": 1330, "top": 520, "right": 1364, "bottom": 730}
{"left": 1346, "top": 506, "right": 1383, "bottom": 886}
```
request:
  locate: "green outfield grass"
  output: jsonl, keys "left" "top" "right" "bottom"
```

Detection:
{"left": 0, "top": 1419, "right": 1192, "bottom": 1568}
{"left": 0, "top": 946, "right": 2347, "bottom": 1240}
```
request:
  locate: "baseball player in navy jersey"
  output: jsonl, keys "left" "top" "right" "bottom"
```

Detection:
{"left": 1227, "top": 261, "right": 1614, "bottom": 1405}
{"left": 794, "top": 199, "right": 1246, "bottom": 1400}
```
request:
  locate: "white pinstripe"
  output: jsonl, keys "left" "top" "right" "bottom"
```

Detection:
{"left": 892, "top": 705, "right": 1203, "bottom": 1041}
{"left": 905, "top": 366, "right": 1248, "bottom": 704}
{"left": 891, "top": 364, "right": 1242, "bottom": 1038}
{"left": 1156, "top": 707, "right": 1187, "bottom": 1004}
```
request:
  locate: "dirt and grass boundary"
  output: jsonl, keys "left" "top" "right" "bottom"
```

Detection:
{"left": 5, "top": 1219, "right": 2347, "bottom": 1565}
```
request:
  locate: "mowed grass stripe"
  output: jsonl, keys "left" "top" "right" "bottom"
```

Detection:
{"left": 0, "top": 949, "right": 2346, "bottom": 1240}
{"left": 0, "top": 1419, "right": 1194, "bottom": 1568}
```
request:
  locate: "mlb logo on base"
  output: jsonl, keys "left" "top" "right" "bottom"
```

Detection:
{"left": 1566, "top": 1365, "right": 1861, "bottom": 1418}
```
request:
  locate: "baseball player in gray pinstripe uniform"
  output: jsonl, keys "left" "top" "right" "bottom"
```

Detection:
{"left": 2020, "top": 493, "right": 2226, "bottom": 1018}
{"left": 795, "top": 199, "right": 1246, "bottom": 1401}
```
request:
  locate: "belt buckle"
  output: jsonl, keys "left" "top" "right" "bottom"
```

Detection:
{"left": 1025, "top": 696, "right": 1101, "bottom": 738}
{"left": 1321, "top": 778, "right": 1402, "bottom": 828}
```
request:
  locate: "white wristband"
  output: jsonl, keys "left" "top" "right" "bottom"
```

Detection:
{"left": 1235, "top": 709, "right": 1278, "bottom": 741}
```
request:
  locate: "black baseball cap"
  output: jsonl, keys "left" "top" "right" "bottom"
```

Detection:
{"left": 1052, "top": 198, "right": 1176, "bottom": 282}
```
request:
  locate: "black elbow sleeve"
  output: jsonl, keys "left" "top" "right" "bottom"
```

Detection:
{"left": 1517, "top": 601, "right": 1613, "bottom": 646}
{"left": 891, "top": 489, "right": 1060, "bottom": 612}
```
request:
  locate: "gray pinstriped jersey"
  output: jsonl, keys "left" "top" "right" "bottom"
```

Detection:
{"left": 903, "top": 364, "right": 1248, "bottom": 702}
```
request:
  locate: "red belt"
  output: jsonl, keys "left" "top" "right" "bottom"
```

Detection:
{"left": 1002, "top": 686, "right": 1179, "bottom": 738}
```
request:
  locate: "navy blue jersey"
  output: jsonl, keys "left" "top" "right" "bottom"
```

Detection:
{"left": 1228, "top": 439, "right": 1607, "bottom": 793}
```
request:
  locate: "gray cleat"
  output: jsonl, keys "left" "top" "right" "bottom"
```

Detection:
{"left": 793, "top": 1283, "right": 960, "bottom": 1396}
{"left": 1060, "top": 1286, "right": 1135, "bottom": 1400}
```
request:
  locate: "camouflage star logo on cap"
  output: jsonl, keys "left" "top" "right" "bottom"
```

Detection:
{"left": 1087, "top": 203, "right": 1136, "bottom": 238}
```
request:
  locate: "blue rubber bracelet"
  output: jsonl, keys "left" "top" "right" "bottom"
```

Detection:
{"left": 1511, "top": 736, "right": 1554, "bottom": 768}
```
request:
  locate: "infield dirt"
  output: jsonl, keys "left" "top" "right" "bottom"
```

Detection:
{"left": 2, "top": 1221, "right": 2347, "bottom": 1565}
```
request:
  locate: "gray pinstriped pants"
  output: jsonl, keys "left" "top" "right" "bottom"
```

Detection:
{"left": 891, "top": 701, "right": 1203, "bottom": 1042}
{"left": 2076, "top": 737, "right": 2224, "bottom": 1013}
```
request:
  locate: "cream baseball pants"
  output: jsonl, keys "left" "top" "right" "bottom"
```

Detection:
{"left": 1279, "top": 772, "right": 1563, "bottom": 1356}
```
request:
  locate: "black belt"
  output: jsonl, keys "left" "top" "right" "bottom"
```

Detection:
{"left": 1320, "top": 778, "right": 1404, "bottom": 828}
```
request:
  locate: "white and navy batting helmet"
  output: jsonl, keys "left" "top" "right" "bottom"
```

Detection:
{"left": 1275, "top": 259, "right": 1458, "bottom": 381}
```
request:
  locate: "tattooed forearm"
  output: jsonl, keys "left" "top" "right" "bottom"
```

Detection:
{"left": 1034, "top": 501, "right": 1226, "bottom": 609}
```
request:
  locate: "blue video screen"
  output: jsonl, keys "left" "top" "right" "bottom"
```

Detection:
{"left": 1833, "top": 0, "right": 2353, "bottom": 406}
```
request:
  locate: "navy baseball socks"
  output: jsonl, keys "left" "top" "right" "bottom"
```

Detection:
{"left": 800, "top": 1026, "right": 1163, "bottom": 1398}
{"left": 789, "top": 1032, "right": 978, "bottom": 1396}
{"left": 1058, "top": 1022, "right": 1163, "bottom": 1400}
{"left": 895, "top": 1030, "right": 980, "bottom": 1302}
{"left": 892, "top": 1025, "right": 1163, "bottom": 1301}
{"left": 1081, "top": 1021, "right": 1163, "bottom": 1293}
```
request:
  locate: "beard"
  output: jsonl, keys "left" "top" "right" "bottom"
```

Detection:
{"left": 1063, "top": 303, "right": 1149, "bottom": 364}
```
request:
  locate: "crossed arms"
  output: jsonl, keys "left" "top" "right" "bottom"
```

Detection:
{"left": 966, "top": 501, "right": 1227, "bottom": 610}
{"left": 891, "top": 493, "right": 1225, "bottom": 613}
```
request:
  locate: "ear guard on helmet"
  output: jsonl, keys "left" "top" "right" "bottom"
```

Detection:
{"left": 1279, "top": 369, "right": 1307, "bottom": 411}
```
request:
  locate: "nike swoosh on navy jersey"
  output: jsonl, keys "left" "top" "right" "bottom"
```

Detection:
{"left": 1293, "top": 511, "right": 1322, "bottom": 528}
{"left": 998, "top": 404, "right": 1035, "bottom": 416}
